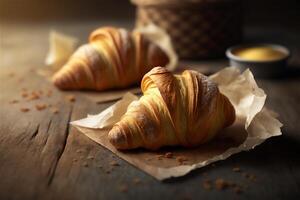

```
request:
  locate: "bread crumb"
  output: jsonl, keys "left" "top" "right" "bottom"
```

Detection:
{"left": 66, "top": 95, "right": 76, "bottom": 102}
{"left": 21, "top": 92, "right": 28, "bottom": 98}
{"left": 164, "top": 152, "right": 173, "bottom": 158}
{"left": 37, "top": 90, "right": 43, "bottom": 95}
{"left": 82, "top": 162, "right": 88, "bottom": 167}
{"left": 110, "top": 161, "right": 119, "bottom": 166}
{"left": 243, "top": 173, "right": 256, "bottom": 181}
{"left": 28, "top": 92, "right": 40, "bottom": 100}
{"left": 73, "top": 159, "right": 78, "bottom": 162}
{"left": 20, "top": 108, "right": 30, "bottom": 112}
{"left": 9, "top": 100, "right": 19, "bottom": 104}
{"left": 105, "top": 170, "right": 111, "bottom": 174}
{"left": 35, "top": 104, "right": 47, "bottom": 111}
{"left": 119, "top": 185, "right": 128, "bottom": 193}
{"left": 233, "top": 186, "right": 242, "bottom": 194}
{"left": 133, "top": 178, "right": 141, "bottom": 185}
{"left": 76, "top": 149, "right": 82, "bottom": 153}
{"left": 232, "top": 167, "right": 241, "bottom": 172}
{"left": 97, "top": 165, "right": 102, "bottom": 168}
{"left": 202, "top": 180, "right": 212, "bottom": 190}
{"left": 87, "top": 156, "right": 94, "bottom": 160}
{"left": 176, "top": 156, "right": 188, "bottom": 164}
{"left": 52, "top": 108, "right": 59, "bottom": 114}
{"left": 157, "top": 155, "right": 164, "bottom": 160}
{"left": 246, "top": 173, "right": 256, "bottom": 181}
{"left": 47, "top": 90, "right": 53, "bottom": 97}
{"left": 215, "top": 178, "right": 229, "bottom": 190}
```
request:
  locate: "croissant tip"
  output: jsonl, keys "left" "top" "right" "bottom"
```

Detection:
{"left": 52, "top": 74, "right": 65, "bottom": 90}
{"left": 108, "top": 126, "right": 128, "bottom": 150}
{"left": 52, "top": 72, "right": 75, "bottom": 90}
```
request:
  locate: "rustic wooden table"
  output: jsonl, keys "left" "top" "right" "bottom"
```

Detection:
{"left": 1, "top": 21, "right": 300, "bottom": 200}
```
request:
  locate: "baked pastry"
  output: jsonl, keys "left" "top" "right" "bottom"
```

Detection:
{"left": 108, "top": 67, "right": 235, "bottom": 150}
{"left": 52, "top": 27, "right": 169, "bottom": 91}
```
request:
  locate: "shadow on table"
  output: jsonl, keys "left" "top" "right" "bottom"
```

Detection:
{"left": 164, "top": 134, "right": 300, "bottom": 183}
{"left": 279, "top": 65, "right": 300, "bottom": 80}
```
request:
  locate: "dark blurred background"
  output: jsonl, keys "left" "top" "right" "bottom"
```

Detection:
{"left": 1, "top": 0, "right": 300, "bottom": 69}
{"left": 0, "top": 0, "right": 299, "bottom": 30}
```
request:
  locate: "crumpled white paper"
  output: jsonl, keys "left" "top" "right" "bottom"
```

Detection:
{"left": 71, "top": 67, "right": 282, "bottom": 180}
{"left": 45, "top": 30, "right": 78, "bottom": 71}
{"left": 72, "top": 93, "right": 138, "bottom": 129}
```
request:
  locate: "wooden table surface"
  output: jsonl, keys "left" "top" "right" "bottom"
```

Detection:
{"left": 1, "top": 21, "right": 300, "bottom": 200}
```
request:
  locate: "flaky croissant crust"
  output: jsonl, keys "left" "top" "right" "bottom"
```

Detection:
{"left": 108, "top": 67, "right": 236, "bottom": 150}
{"left": 52, "top": 27, "right": 169, "bottom": 91}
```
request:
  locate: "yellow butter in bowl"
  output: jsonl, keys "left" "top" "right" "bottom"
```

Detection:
{"left": 234, "top": 46, "right": 287, "bottom": 61}
{"left": 226, "top": 44, "right": 290, "bottom": 77}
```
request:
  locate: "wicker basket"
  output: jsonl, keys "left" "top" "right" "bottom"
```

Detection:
{"left": 132, "top": 0, "right": 243, "bottom": 59}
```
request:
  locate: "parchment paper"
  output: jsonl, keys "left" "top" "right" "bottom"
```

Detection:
{"left": 71, "top": 67, "right": 283, "bottom": 180}
{"left": 40, "top": 25, "right": 177, "bottom": 103}
{"left": 45, "top": 30, "right": 78, "bottom": 71}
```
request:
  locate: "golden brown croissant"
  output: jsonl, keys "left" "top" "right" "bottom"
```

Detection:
{"left": 52, "top": 27, "right": 169, "bottom": 91}
{"left": 108, "top": 67, "right": 236, "bottom": 150}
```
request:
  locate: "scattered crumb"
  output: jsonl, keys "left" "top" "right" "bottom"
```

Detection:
{"left": 157, "top": 155, "right": 164, "bottom": 160}
{"left": 87, "top": 156, "right": 94, "bottom": 160}
{"left": 164, "top": 152, "right": 173, "bottom": 158}
{"left": 246, "top": 174, "right": 256, "bottom": 182}
{"left": 146, "top": 157, "right": 153, "bottom": 161}
{"left": 228, "top": 182, "right": 237, "bottom": 187}
{"left": 119, "top": 184, "right": 128, "bottom": 193}
{"left": 28, "top": 92, "right": 40, "bottom": 100}
{"left": 232, "top": 167, "right": 241, "bottom": 172}
{"left": 76, "top": 149, "right": 82, "bottom": 153}
{"left": 202, "top": 180, "right": 212, "bottom": 190}
{"left": 242, "top": 173, "right": 256, "bottom": 181}
{"left": 20, "top": 108, "right": 30, "bottom": 112}
{"left": 133, "top": 178, "right": 141, "bottom": 185}
{"left": 105, "top": 170, "right": 111, "bottom": 174}
{"left": 66, "top": 95, "right": 76, "bottom": 102}
{"left": 21, "top": 88, "right": 27, "bottom": 91}
{"left": 110, "top": 161, "right": 119, "bottom": 166}
{"left": 233, "top": 186, "right": 242, "bottom": 194}
{"left": 176, "top": 156, "right": 188, "bottom": 164}
{"left": 215, "top": 178, "right": 229, "bottom": 190}
{"left": 47, "top": 90, "right": 53, "bottom": 97}
{"left": 8, "top": 72, "right": 15, "bottom": 77}
{"left": 97, "top": 165, "right": 102, "bottom": 168}
{"left": 35, "top": 104, "right": 47, "bottom": 111}
{"left": 9, "top": 100, "right": 19, "bottom": 104}
{"left": 51, "top": 108, "right": 59, "bottom": 114}
{"left": 37, "top": 90, "right": 43, "bottom": 95}
{"left": 73, "top": 159, "right": 78, "bottom": 162}
{"left": 82, "top": 162, "right": 88, "bottom": 167}
{"left": 21, "top": 92, "right": 28, "bottom": 98}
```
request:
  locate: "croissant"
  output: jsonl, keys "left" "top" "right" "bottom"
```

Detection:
{"left": 52, "top": 27, "right": 169, "bottom": 91}
{"left": 108, "top": 67, "right": 236, "bottom": 150}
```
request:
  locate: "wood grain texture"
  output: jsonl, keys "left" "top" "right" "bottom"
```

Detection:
{"left": 0, "top": 21, "right": 300, "bottom": 200}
